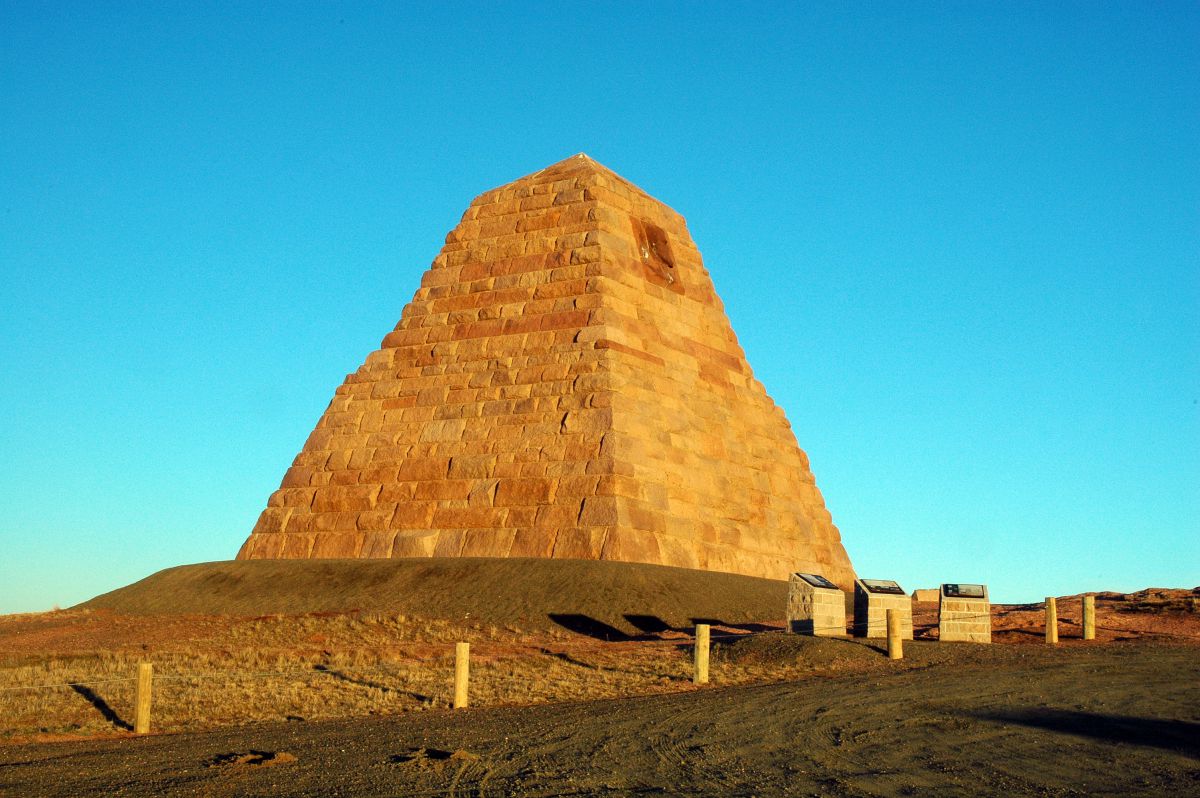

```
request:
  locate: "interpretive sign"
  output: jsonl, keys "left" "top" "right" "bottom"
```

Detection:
{"left": 788, "top": 573, "right": 846, "bottom": 637}
{"left": 860, "top": 579, "right": 906, "bottom": 595}
{"left": 939, "top": 583, "right": 991, "bottom": 643}
{"left": 795, "top": 572, "right": 839, "bottom": 590}
{"left": 853, "top": 578, "right": 913, "bottom": 639}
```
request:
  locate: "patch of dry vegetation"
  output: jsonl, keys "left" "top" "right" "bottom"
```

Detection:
{"left": 5, "top": 582, "right": 1199, "bottom": 743}
{"left": 0, "top": 610, "right": 700, "bottom": 740}
{"left": 1, "top": 609, "right": 939, "bottom": 741}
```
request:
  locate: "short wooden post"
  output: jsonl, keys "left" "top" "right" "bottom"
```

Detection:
{"left": 886, "top": 609, "right": 903, "bottom": 660}
{"left": 453, "top": 642, "right": 469, "bottom": 709}
{"left": 1045, "top": 597, "right": 1058, "bottom": 644}
{"left": 134, "top": 662, "right": 153, "bottom": 734}
{"left": 1082, "top": 594, "right": 1096, "bottom": 640}
{"left": 693, "top": 624, "right": 710, "bottom": 685}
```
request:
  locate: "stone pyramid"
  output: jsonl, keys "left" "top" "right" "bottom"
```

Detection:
{"left": 238, "top": 154, "right": 856, "bottom": 587}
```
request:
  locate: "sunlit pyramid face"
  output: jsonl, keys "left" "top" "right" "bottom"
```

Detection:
{"left": 239, "top": 154, "right": 855, "bottom": 589}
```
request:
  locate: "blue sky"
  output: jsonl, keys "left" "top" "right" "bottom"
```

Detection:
{"left": 1, "top": 2, "right": 1196, "bottom": 612}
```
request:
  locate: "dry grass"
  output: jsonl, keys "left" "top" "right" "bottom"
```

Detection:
{"left": 6, "top": 583, "right": 1198, "bottom": 742}
{"left": 0, "top": 558, "right": 806, "bottom": 739}
{"left": 0, "top": 610, "right": 701, "bottom": 740}
{"left": 0, "top": 610, "right": 924, "bottom": 741}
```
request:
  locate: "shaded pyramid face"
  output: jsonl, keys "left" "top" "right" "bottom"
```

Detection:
{"left": 238, "top": 155, "right": 856, "bottom": 587}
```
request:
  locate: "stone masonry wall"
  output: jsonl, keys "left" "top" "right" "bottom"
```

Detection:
{"left": 787, "top": 578, "right": 847, "bottom": 636}
{"left": 237, "top": 155, "right": 856, "bottom": 587}
{"left": 854, "top": 589, "right": 914, "bottom": 639}
{"left": 939, "top": 597, "right": 992, "bottom": 643}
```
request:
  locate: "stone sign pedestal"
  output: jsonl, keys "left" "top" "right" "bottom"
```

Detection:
{"left": 938, "top": 583, "right": 991, "bottom": 643}
{"left": 853, "top": 579, "right": 913, "bottom": 639}
{"left": 787, "top": 573, "right": 846, "bottom": 636}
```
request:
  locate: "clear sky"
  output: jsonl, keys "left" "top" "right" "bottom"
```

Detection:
{"left": 1, "top": 2, "right": 1196, "bottom": 613}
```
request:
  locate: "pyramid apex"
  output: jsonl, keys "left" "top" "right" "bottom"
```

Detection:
{"left": 537, "top": 152, "right": 607, "bottom": 173}
{"left": 501, "top": 153, "right": 664, "bottom": 209}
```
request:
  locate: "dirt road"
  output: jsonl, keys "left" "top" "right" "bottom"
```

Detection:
{"left": 2, "top": 642, "right": 1197, "bottom": 797}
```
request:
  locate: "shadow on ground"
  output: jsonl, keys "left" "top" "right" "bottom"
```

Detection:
{"left": 547, "top": 613, "right": 632, "bottom": 641}
{"left": 970, "top": 708, "right": 1200, "bottom": 759}
{"left": 312, "top": 664, "right": 432, "bottom": 704}
{"left": 69, "top": 685, "right": 131, "bottom": 731}
{"left": 549, "top": 612, "right": 779, "bottom": 641}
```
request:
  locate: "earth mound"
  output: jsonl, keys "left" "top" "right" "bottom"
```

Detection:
{"left": 1097, "top": 587, "right": 1199, "bottom": 614}
{"left": 77, "top": 557, "right": 786, "bottom": 636}
{"left": 714, "top": 631, "right": 879, "bottom": 668}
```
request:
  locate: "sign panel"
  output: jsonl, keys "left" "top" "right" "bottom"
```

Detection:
{"left": 942, "top": 583, "right": 986, "bottom": 599}
{"left": 795, "top": 572, "right": 838, "bottom": 589}
{"left": 860, "top": 578, "right": 906, "bottom": 595}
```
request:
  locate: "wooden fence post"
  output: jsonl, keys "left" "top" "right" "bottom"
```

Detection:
{"left": 134, "top": 662, "right": 153, "bottom": 734}
{"left": 454, "top": 642, "right": 470, "bottom": 709}
{"left": 1045, "top": 597, "right": 1058, "bottom": 644}
{"left": 693, "top": 624, "right": 710, "bottom": 685}
{"left": 886, "top": 609, "right": 903, "bottom": 660}
{"left": 1082, "top": 594, "right": 1096, "bottom": 640}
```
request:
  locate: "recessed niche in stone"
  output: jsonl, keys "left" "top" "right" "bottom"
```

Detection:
{"left": 630, "top": 217, "right": 680, "bottom": 291}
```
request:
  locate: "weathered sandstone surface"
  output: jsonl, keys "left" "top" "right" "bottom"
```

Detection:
{"left": 238, "top": 154, "right": 856, "bottom": 587}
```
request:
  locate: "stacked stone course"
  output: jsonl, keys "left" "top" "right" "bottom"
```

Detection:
{"left": 854, "top": 581, "right": 915, "bottom": 640}
{"left": 238, "top": 154, "right": 856, "bottom": 586}
{"left": 939, "top": 587, "right": 992, "bottom": 643}
{"left": 787, "top": 575, "right": 847, "bottom": 636}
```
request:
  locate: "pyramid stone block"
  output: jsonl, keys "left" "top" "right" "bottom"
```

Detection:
{"left": 238, "top": 154, "right": 856, "bottom": 587}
